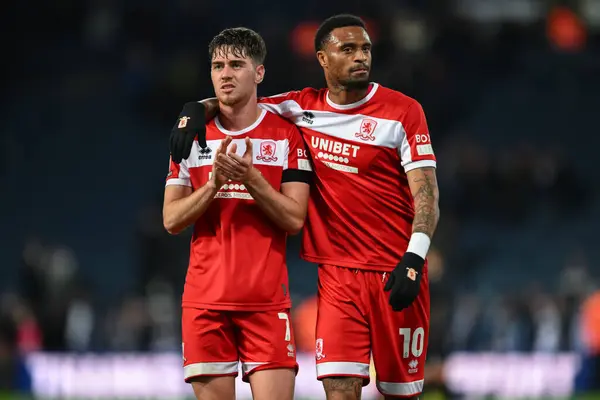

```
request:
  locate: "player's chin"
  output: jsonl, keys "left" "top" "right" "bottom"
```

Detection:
{"left": 343, "top": 76, "right": 370, "bottom": 90}
{"left": 218, "top": 93, "right": 239, "bottom": 107}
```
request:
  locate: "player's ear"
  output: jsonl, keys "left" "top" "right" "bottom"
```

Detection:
{"left": 316, "top": 50, "right": 327, "bottom": 68}
{"left": 255, "top": 64, "right": 265, "bottom": 84}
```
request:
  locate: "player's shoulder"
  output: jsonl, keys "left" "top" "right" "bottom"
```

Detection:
{"left": 375, "top": 84, "right": 421, "bottom": 109}
{"left": 300, "top": 86, "right": 326, "bottom": 96}
{"left": 269, "top": 86, "right": 323, "bottom": 101}
{"left": 301, "top": 86, "right": 327, "bottom": 104}
{"left": 257, "top": 110, "right": 301, "bottom": 141}
{"left": 262, "top": 109, "right": 298, "bottom": 129}
{"left": 371, "top": 84, "right": 425, "bottom": 122}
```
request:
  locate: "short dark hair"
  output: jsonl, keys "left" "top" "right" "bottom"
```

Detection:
{"left": 314, "top": 14, "right": 366, "bottom": 52}
{"left": 208, "top": 27, "right": 267, "bottom": 65}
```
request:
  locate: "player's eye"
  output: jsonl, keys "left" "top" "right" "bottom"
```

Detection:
{"left": 342, "top": 47, "right": 353, "bottom": 53}
{"left": 212, "top": 64, "right": 223, "bottom": 70}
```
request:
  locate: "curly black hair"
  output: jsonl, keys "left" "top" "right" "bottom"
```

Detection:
{"left": 314, "top": 14, "right": 366, "bottom": 52}
{"left": 208, "top": 27, "right": 267, "bottom": 65}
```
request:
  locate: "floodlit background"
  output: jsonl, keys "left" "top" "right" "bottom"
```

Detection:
{"left": 1, "top": 0, "right": 600, "bottom": 398}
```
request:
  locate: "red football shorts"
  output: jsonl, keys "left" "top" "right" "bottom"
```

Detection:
{"left": 181, "top": 308, "right": 298, "bottom": 383}
{"left": 315, "top": 264, "right": 430, "bottom": 398}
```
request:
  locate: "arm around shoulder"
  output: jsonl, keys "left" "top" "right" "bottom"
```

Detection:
{"left": 199, "top": 98, "right": 219, "bottom": 120}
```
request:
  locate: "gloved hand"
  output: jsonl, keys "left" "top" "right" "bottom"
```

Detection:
{"left": 384, "top": 252, "right": 424, "bottom": 311}
{"left": 170, "top": 102, "right": 207, "bottom": 163}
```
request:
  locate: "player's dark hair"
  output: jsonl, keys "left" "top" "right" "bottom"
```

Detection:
{"left": 314, "top": 14, "right": 366, "bottom": 52}
{"left": 208, "top": 27, "right": 267, "bottom": 65}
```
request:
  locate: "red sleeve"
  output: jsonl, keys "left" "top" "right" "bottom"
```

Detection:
{"left": 282, "top": 125, "right": 312, "bottom": 184}
{"left": 259, "top": 90, "right": 302, "bottom": 104}
{"left": 397, "top": 101, "right": 437, "bottom": 172}
{"left": 258, "top": 90, "right": 306, "bottom": 120}
{"left": 165, "top": 156, "right": 192, "bottom": 187}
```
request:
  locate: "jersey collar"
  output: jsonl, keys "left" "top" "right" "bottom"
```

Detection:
{"left": 326, "top": 82, "right": 379, "bottom": 110}
{"left": 215, "top": 109, "right": 267, "bottom": 136}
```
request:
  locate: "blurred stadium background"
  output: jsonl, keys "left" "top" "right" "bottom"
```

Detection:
{"left": 2, "top": 0, "right": 600, "bottom": 398}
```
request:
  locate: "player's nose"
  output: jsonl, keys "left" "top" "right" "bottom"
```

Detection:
{"left": 354, "top": 50, "right": 368, "bottom": 62}
{"left": 220, "top": 64, "right": 234, "bottom": 77}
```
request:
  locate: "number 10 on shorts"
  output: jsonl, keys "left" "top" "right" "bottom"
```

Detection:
{"left": 399, "top": 327, "right": 424, "bottom": 358}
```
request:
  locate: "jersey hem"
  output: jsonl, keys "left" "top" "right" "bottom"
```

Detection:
{"left": 181, "top": 300, "right": 292, "bottom": 311}
{"left": 301, "top": 254, "right": 396, "bottom": 272}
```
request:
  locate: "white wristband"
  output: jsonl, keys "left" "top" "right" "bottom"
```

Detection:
{"left": 406, "top": 233, "right": 431, "bottom": 259}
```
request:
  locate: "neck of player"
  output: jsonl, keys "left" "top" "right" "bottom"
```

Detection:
{"left": 327, "top": 85, "right": 369, "bottom": 106}
{"left": 218, "top": 95, "right": 261, "bottom": 131}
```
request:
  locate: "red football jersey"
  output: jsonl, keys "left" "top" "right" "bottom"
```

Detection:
{"left": 258, "top": 83, "right": 437, "bottom": 271}
{"left": 166, "top": 110, "right": 311, "bottom": 310}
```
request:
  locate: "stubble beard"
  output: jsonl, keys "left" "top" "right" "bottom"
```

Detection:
{"left": 339, "top": 76, "right": 370, "bottom": 91}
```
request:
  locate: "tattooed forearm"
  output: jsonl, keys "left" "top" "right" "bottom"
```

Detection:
{"left": 322, "top": 377, "right": 362, "bottom": 399}
{"left": 408, "top": 167, "right": 440, "bottom": 238}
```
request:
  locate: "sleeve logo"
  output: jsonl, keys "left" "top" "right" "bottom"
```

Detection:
{"left": 416, "top": 144, "right": 434, "bottom": 156}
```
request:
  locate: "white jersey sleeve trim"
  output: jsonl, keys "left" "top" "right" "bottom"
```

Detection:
{"left": 403, "top": 159, "right": 437, "bottom": 173}
{"left": 165, "top": 178, "right": 192, "bottom": 187}
{"left": 166, "top": 157, "right": 192, "bottom": 187}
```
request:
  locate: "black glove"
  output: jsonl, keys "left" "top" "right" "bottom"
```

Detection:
{"left": 170, "top": 102, "right": 207, "bottom": 164}
{"left": 384, "top": 252, "right": 425, "bottom": 311}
